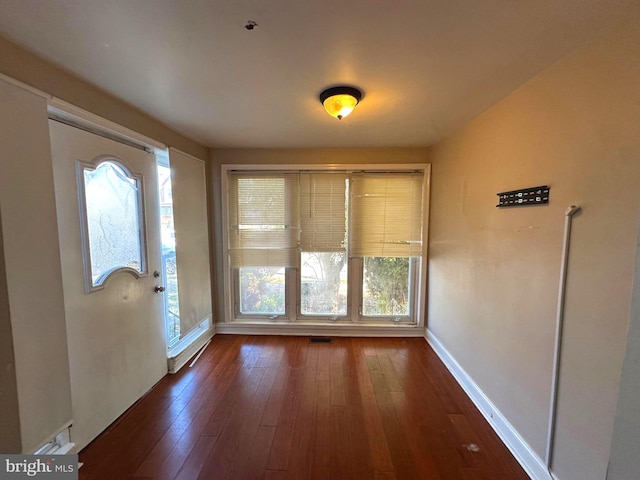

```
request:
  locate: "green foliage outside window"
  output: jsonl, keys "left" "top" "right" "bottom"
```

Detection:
{"left": 363, "top": 257, "right": 410, "bottom": 316}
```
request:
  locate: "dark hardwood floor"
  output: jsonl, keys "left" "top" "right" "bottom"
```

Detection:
{"left": 78, "top": 335, "right": 529, "bottom": 480}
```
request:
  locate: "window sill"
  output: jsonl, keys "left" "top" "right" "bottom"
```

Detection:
{"left": 167, "top": 317, "right": 213, "bottom": 373}
{"left": 215, "top": 320, "right": 425, "bottom": 338}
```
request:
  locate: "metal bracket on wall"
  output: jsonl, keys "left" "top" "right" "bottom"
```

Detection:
{"left": 496, "top": 185, "right": 550, "bottom": 208}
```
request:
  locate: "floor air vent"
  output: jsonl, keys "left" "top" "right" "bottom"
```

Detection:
{"left": 309, "top": 337, "right": 332, "bottom": 344}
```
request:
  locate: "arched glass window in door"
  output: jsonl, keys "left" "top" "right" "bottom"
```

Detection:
{"left": 78, "top": 159, "right": 147, "bottom": 292}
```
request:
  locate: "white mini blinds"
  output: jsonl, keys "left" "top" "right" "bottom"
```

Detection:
{"left": 299, "top": 173, "right": 347, "bottom": 252}
{"left": 349, "top": 172, "right": 423, "bottom": 257}
{"left": 227, "top": 170, "right": 424, "bottom": 265}
{"left": 228, "top": 174, "right": 300, "bottom": 267}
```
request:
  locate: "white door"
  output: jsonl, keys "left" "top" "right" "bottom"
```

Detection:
{"left": 49, "top": 120, "right": 167, "bottom": 450}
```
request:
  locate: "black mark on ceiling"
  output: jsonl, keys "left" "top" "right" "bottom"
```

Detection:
{"left": 245, "top": 21, "right": 258, "bottom": 30}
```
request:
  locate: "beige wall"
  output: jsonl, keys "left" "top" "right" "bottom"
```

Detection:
{"left": 428, "top": 11, "right": 640, "bottom": 480}
{"left": 0, "top": 209, "right": 21, "bottom": 453}
{"left": 1, "top": 6, "right": 637, "bottom": 474}
{"left": 208, "top": 148, "right": 430, "bottom": 322}
{"left": 0, "top": 35, "right": 207, "bottom": 160}
{"left": 0, "top": 80, "right": 73, "bottom": 453}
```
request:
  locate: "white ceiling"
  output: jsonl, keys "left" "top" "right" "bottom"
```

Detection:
{"left": 0, "top": 0, "right": 634, "bottom": 148}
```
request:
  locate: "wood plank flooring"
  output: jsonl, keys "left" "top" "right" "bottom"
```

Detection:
{"left": 78, "top": 335, "right": 529, "bottom": 480}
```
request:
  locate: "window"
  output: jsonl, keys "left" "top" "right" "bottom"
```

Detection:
{"left": 78, "top": 159, "right": 146, "bottom": 292}
{"left": 157, "top": 159, "right": 181, "bottom": 346}
{"left": 229, "top": 174, "right": 298, "bottom": 317}
{"left": 223, "top": 165, "right": 428, "bottom": 325}
{"left": 299, "top": 173, "right": 348, "bottom": 317}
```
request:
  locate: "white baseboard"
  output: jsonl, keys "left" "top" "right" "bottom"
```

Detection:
{"left": 215, "top": 321, "right": 426, "bottom": 337}
{"left": 426, "top": 329, "right": 552, "bottom": 480}
{"left": 167, "top": 321, "right": 215, "bottom": 374}
{"left": 33, "top": 426, "right": 76, "bottom": 455}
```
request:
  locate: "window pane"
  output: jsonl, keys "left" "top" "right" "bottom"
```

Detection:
{"left": 239, "top": 267, "right": 286, "bottom": 315}
{"left": 349, "top": 173, "right": 423, "bottom": 257}
{"left": 363, "top": 257, "right": 410, "bottom": 316}
{"left": 301, "top": 252, "right": 347, "bottom": 316}
{"left": 83, "top": 161, "right": 144, "bottom": 286}
{"left": 157, "top": 162, "right": 181, "bottom": 346}
{"left": 229, "top": 174, "right": 299, "bottom": 268}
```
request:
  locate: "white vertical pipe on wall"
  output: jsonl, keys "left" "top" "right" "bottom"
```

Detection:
{"left": 546, "top": 205, "right": 581, "bottom": 472}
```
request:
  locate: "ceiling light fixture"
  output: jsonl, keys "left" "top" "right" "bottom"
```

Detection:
{"left": 319, "top": 86, "right": 362, "bottom": 120}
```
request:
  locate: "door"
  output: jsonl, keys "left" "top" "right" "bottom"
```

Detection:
{"left": 49, "top": 120, "right": 167, "bottom": 450}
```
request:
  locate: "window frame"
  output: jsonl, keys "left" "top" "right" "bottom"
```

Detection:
{"left": 356, "top": 256, "right": 420, "bottom": 324}
{"left": 221, "top": 163, "right": 430, "bottom": 327}
{"left": 76, "top": 156, "right": 148, "bottom": 294}
{"left": 156, "top": 153, "right": 182, "bottom": 348}
{"left": 232, "top": 266, "right": 291, "bottom": 320}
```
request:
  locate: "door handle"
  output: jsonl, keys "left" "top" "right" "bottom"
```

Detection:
{"left": 154, "top": 285, "right": 166, "bottom": 293}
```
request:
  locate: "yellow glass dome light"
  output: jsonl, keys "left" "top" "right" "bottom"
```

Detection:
{"left": 319, "top": 86, "right": 362, "bottom": 120}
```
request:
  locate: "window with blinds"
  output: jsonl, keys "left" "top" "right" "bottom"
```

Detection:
{"left": 299, "top": 172, "right": 347, "bottom": 252}
{"left": 224, "top": 165, "right": 429, "bottom": 324}
{"left": 227, "top": 174, "right": 299, "bottom": 267}
{"left": 349, "top": 173, "right": 423, "bottom": 257}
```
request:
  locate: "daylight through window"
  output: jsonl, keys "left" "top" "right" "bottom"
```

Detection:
{"left": 224, "top": 166, "right": 428, "bottom": 325}
{"left": 80, "top": 160, "right": 145, "bottom": 291}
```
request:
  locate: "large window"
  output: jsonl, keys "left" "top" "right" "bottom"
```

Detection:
{"left": 223, "top": 165, "right": 428, "bottom": 325}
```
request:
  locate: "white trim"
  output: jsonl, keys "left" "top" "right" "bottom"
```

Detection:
{"left": 33, "top": 426, "right": 76, "bottom": 455}
{"left": 223, "top": 163, "right": 427, "bottom": 173}
{"left": 167, "top": 330, "right": 214, "bottom": 373}
{"left": 168, "top": 317, "right": 212, "bottom": 357}
{"left": 220, "top": 163, "right": 431, "bottom": 327}
{"left": 220, "top": 166, "right": 232, "bottom": 326}
{"left": 48, "top": 97, "right": 166, "bottom": 151}
{"left": 426, "top": 329, "right": 552, "bottom": 480}
{"left": 0, "top": 72, "right": 50, "bottom": 99}
{"left": 169, "top": 146, "right": 206, "bottom": 164}
{"left": 417, "top": 164, "right": 431, "bottom": 328}
{"left": 216, "top": 322, "right": 425, "bottom": 337}
{"left": 0, "top": 73, "right": 166, "bottom": 152}
{"left": 167, "top": 317, "right": 215, "bottom": 374}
